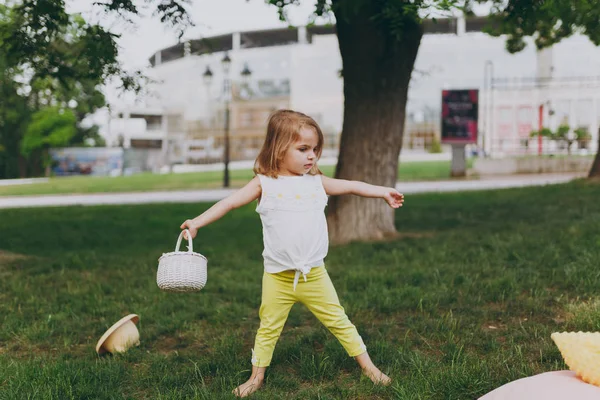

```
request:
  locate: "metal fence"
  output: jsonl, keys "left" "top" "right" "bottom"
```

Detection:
{"left": 181, "top": 134, "right": 341, "bottom": 165}
{"left": 487, "top": 137, "right": 597, "bottom": 158}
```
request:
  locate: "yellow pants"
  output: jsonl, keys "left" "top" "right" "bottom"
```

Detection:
{"left": 251, "top": 266, "right": 367, "bottom": 367}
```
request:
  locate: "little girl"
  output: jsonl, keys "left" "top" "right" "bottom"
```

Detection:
{"left": 180, "top": 109, "right": 404, "bottom": 397}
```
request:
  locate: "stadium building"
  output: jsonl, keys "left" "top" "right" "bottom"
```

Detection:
{"left": 107, "top": 16, "right": 600, "bottom": 167}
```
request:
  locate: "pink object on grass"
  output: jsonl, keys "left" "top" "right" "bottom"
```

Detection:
{"left": 479, "top": 371, "right": 600, "bottom": 400}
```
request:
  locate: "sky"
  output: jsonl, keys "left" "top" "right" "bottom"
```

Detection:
{"left": 68, "top": 1, "right": 326, "bottom": 103}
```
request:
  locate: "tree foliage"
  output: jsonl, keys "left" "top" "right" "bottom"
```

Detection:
{"left": 0, "top": 2, "right": 113, "bottom": 177}
{"left": 266, "top": 0, "right": 600, "bottom": 53}
{"left": 21, "top": 107, "right": 76, "bottom": 157}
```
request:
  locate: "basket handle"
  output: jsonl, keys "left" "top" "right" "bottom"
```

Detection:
{"left": 175, "top": 229, "right": 194, "bottom": 253}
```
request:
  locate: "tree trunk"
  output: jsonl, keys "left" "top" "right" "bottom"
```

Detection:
{"left": 31, "top": 149, "right": 43, "bottom": 177}
{"left": 44, "top": 149, "right": 51, "bottom": 177}
{"left": 327, "top": 3, "right": 423, "bottom": 244}
{"left": 18, "top": 155, "right": 27, "bottom": 178}
{"left": 590, "top": 131, "right": 600, "bottom": 178}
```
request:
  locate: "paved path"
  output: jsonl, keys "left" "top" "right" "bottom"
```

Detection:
{"left": 0, "top": 173, "right": 584, "bottom": 209}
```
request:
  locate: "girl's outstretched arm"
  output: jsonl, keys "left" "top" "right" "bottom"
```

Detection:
{"left": 180, "top": 176, "right": 262, "bottom": 239}
{"left": 321, "top": 175, "right": 404, "bottom": 209}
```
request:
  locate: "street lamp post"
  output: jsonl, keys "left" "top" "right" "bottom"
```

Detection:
{"left": 483, "top": 60, "right": 494, "bottom": 157}
{"left": 221, "top": 53, "right": 231, "bottom": 187}
{"left": 203, "top": 54, "right": 251, "bottom": 188}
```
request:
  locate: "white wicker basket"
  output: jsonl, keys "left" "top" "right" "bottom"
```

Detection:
{"left": 157, "top": 229, "right": 208, "bottom": 292}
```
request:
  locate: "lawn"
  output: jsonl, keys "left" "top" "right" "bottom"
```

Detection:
{"left": 0, "top": 160, "right": 469, "bottom": 197}
{"left": 1, "top": 180, "right": 599, "bottom": 399}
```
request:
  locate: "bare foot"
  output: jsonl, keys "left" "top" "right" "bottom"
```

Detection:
{"left": 363, "top": 366, "right": 392, "bottom": 386}
{"left": 232, "top": 375, "right": 264, "bottom": 398}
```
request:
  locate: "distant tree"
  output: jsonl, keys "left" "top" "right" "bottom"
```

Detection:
{"left": 0, "top": 52, "right": 31, "bottom": 178}
{"left": 0, "top": 3, "right": 112, "bottom": 177}
{"left": 21, "top": 107, "right": 76, "bottom": 176}
{"left": 531, "top": 124, "right": 594, "bottom": 155}
{"left": 71, "top": 125, "right": 106, "bottom": 148}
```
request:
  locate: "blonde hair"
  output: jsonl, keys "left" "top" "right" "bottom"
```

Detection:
{"left": 254, "top": 109, "right": 324, "bottom": 178}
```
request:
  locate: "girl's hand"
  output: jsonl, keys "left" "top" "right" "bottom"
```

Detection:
{"left": 180, "top": 219, "right": 199, "bottom": 240}
{"left": 383, "top": 188, "right": 404, "bottom": 208}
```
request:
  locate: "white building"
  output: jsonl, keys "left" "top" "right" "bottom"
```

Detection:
{"left": 107, "top": 16, "right": 600, "bottom": 164}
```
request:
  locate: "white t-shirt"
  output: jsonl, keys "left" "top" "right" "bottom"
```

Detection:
{"left": 256, "top": 173, "right": 329, "bottom": 290}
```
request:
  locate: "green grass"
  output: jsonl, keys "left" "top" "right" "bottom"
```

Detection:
{"left": 1, "top": 179, "right": 599, "bottom": 399}
{"left": 0, "top": 160, "right": 466, "bottom": 197}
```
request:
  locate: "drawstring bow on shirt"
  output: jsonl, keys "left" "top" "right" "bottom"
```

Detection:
{"left": 292, "top": 263, "right": 312, "bottom": 291}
